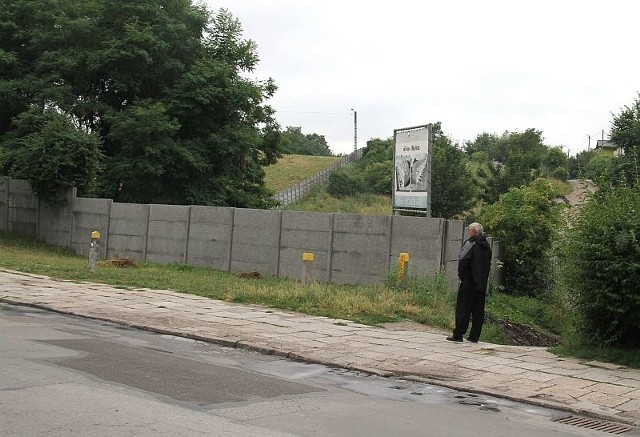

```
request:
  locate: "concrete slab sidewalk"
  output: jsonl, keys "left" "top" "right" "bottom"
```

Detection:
{"left": 1, "top": 268, "right": 638, "bottom": 427}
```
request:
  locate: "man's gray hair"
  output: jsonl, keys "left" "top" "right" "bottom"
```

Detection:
{"left": 469, "top": 222, "right": 484, "bottom": 234}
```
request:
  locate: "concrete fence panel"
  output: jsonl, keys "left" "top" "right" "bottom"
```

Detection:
{"left": 38, "top": 189, "right": 74, "bottom": 249}
{"left": 279, "top": 211, "right": 333, "bottom": 282}
{"left": 186, "top": 206, "right": 234, "bottom": 270}
{"left": 444, "top": 220, "right": 465, "bottom": 292}
{"left": 0, "top": 178, "right": 9, "bottom": 232}
{"left": 231, "top": 208, "right": 281, "bottom": 276}
{"left": 72, "top": 197, "right": 111, "bottom": 258}
{"left": 5, "top": 179, "right": 38, "bottom": 237}
{"left": 146, "top": 204, "right": 190, "bottom": 264}
{"left": 331, "top": 214, "right": 392, "bottom": 284}
{"left": 390, "top": 216, "right": 446, "bottom": 276}
{"left": 107, "top": 203, "right": 150, "bottom": 261}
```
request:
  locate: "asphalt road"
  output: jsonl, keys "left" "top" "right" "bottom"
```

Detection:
{"left": 0, "top": 304, "right": 631, "bottom": 437}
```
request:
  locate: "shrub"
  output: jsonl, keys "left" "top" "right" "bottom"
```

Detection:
{"left": 562, "top": 185, "right": 640, "bottom": 347}
{"left": 552, "top": 166, "right": 569, "bottom": 181}
{"left": 327, "top": 166, "right": 365, "bottom": 197}
{"left": 480, "top": 178, "right": 565, "bottom": 296}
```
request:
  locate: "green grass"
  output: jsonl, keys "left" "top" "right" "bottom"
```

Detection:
{"left": 286, "top": 187, "right": 392, "bottom": 215}
{"left": 264, "top": 154, "right": 341, "bottom": 192}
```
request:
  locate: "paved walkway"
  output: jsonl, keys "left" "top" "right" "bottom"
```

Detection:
{"left": 1, "top": 268, "right": 639, "bottom": 427}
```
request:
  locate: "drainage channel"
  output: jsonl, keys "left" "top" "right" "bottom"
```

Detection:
{"left": 553, "top": 415, "right": 635, "bottom": 435}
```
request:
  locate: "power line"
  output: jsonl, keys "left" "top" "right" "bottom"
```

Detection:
{"left": 276, "top": 110, "right": 348, "bottom": 115}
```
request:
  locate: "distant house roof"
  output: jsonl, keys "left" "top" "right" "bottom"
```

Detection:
{"left": 595, "top": 139, "right": 624, "bottom": 156}
{"left": 596, "top": 139, "right": 617, "bottom": 149}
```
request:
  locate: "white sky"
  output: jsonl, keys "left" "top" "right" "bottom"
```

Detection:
{"left": 204, "top": 0, "right": 639, "bottom": 156}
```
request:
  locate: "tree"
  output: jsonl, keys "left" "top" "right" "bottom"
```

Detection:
{"left": 585, "top": 150, "right": 614, "bottom": 183}
{"left": 568, "top": 149, "right": 594, "bottom": 179}
{"left": 562, "top": 185, "right": 640, "bottom": 347}
{"left": 359, "top": 138, "right": 393, "bottom": 195}
{"left": 2, "top": 107, "right": 103, "bottom": 200}
{"left": 0, "top": 1, "right": 281, "bottom": 207}
{"left": 480, "top": 178, "right": 565, "bottom": 296}
{"left": 484, "top": 129, "right": 548, "bottom": 203}
{"left": 542, "top": 147, "right": 568, "bottom": 180}
{"left": 430, "top": 130, "right": 475, "bottom": 219}
{"left": 610, "top": 92, "right": 640, "bottom": 186}
{"left": 280, "top": 127, "right": 332, "bottom": 156}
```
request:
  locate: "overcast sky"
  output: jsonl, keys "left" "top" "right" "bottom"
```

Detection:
{"left": 204, "top": 0, "right": 639, "bottom": 156}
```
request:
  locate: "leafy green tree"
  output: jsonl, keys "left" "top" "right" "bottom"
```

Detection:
{"left": 562, "top": 185, "right": 640, "bottom": 347}
{"left": 0, "top": 1, "right": 280, "bottom": 207}
{"left": 610, "top": 93, "right": 640, "bottom": 186}
{"left": 568, "top": 149, "right": 594, "bottom": 179}
{"left": 480, "top": 178, "right": 565, "bottom": 296}
{"left": 362, "top": 161, "right": 393, "bottom": 195}
{"left": 542, "top": 147, "right": 568, "bottom": 178}
{"left": 360, "top": 138, "right": 393, "bottom": 167}
{"left": 2, "top": 107, "right": 103, "bottom": 200}
{"left": 327, "top": 165, "right": 365, "bottom": 197}
{"left": 280, "top": 127, "right": 332, "bottom": 156}
{"left": 585, "top": 150, "right": 614, "bottom": 183}
{"left": 358, "top": 138, "right": 393, "bottom": 195}
{"left": 484, "top": 129, "right": 548, "bottom": 203}
{"left": 464, "top": 132, "right": 501, "bottom": 159}
{"left": 430, "top": 132, "right": 475, "bottom": 219}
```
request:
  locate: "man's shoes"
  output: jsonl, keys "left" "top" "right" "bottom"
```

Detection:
{"left": 446, "top": 336, "right": 463, "bottom": 342}
{"left": 466, "top": 337, "right": 478, "bottom": 343}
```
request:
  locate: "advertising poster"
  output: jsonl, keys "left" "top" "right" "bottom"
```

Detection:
{"left": 393, "top": 125, "right": 431, "bottom": 212}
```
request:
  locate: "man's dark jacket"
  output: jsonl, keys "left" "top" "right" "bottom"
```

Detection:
{"left": 458, "top": 234, "right": 492, "bottom": 292}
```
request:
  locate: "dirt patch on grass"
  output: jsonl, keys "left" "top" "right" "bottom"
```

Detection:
{"left": 382, "top": 319, "right": 559, "bottom": 347}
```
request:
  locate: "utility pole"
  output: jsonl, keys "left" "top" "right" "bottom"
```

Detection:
{"left": 350, "top": 108, "right": 357, "bottom": 152}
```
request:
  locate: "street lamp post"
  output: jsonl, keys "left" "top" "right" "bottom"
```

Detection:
{"left": 350, "top": 108, "right": 357, "bottom": 152}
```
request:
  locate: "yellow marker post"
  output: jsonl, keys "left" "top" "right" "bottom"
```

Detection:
{"left": 302, "top": 252, "right": 314, "bottom": 284}
{"left": 88, "top": 230, "right": 101, "bottom": 273}
{"left": 397, "top": 252, "right": 409, "bottom": 283}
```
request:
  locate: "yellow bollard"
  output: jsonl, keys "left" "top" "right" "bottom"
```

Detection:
{"left": 397, "top": 252, "right": 409, "bottom": 283}
{"left": 302, "top": 252, "right": 314, "bottom": 284}
{"left": 88, "top": 231, "right": 101, "bottom": 273}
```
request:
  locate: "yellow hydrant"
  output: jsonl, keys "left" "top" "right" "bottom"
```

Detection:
{"left": 397, "top": 252, "right": 409, "bottom": 283}
{"left": 302, "top": 252, "right": 314, "bottom": 284}
{"left": 88, "top": 230, "right": 101, "bottom": 273}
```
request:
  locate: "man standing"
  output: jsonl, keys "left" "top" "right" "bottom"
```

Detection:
{"left": 447, "top": 222, "right": 492, "bottom": 343}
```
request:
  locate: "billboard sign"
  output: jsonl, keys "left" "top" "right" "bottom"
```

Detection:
{"left": 393, "top": 124, "right": 431, "bottom": 213}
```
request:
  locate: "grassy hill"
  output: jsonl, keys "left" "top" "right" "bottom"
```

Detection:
{"left": 264, "top": 154, "right": 341, "bottom": 192}
{"left": 265, "top": 153, "right": 392, "bottom": 215}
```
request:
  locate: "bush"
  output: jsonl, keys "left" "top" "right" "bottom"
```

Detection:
{"left": 552, "top": 166, "right": 569, "bottom": 181}
{"left": 362, "top": 161, "right": 393, "bottom": 194}
{"left": 327, "top": 166, "right": 366, "bottom": 197}
{"left": 480, "top": 178, "right": 565, "bottom": 296}
{"left": 562, "top": 185, "right": 640, "bottom": 347}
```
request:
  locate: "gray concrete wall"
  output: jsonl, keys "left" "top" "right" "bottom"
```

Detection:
{"left": 107, "top": 203, "right": 150, "bottom": 260}
{"left": 0, "top": 178, "right": 500, "bottom": 290}
{"left": 72, "top": 197, "right": 111, "bottom": 258}
{"left": 331, "top": 214, "right": 392, "bottom": 285}
{"left": 3, "top": 179, "right": 38, "bottom": 237}
{"left": 230, "top": 208, "right": 281, "bottom": 276}
{"left": 146, "top": 204, "right": 190, "bottom": 264}
{"left": 186, "top": 206, "right": 234, "bottom": 270}
{"left": 444, "top": 220, "right": 465, "bottom": 292}
{"left": 38, "top": 188, "right": 75, "bottom": 249}
{"left": 279, "top": 211, "right": 333, "bottom": 282}
{"left": 390, "top": 216, "right": 446, "bottom": 277}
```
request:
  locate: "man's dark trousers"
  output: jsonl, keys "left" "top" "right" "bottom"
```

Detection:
{"left": 453, "top": 283, "right": 486, "bottom": 342}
